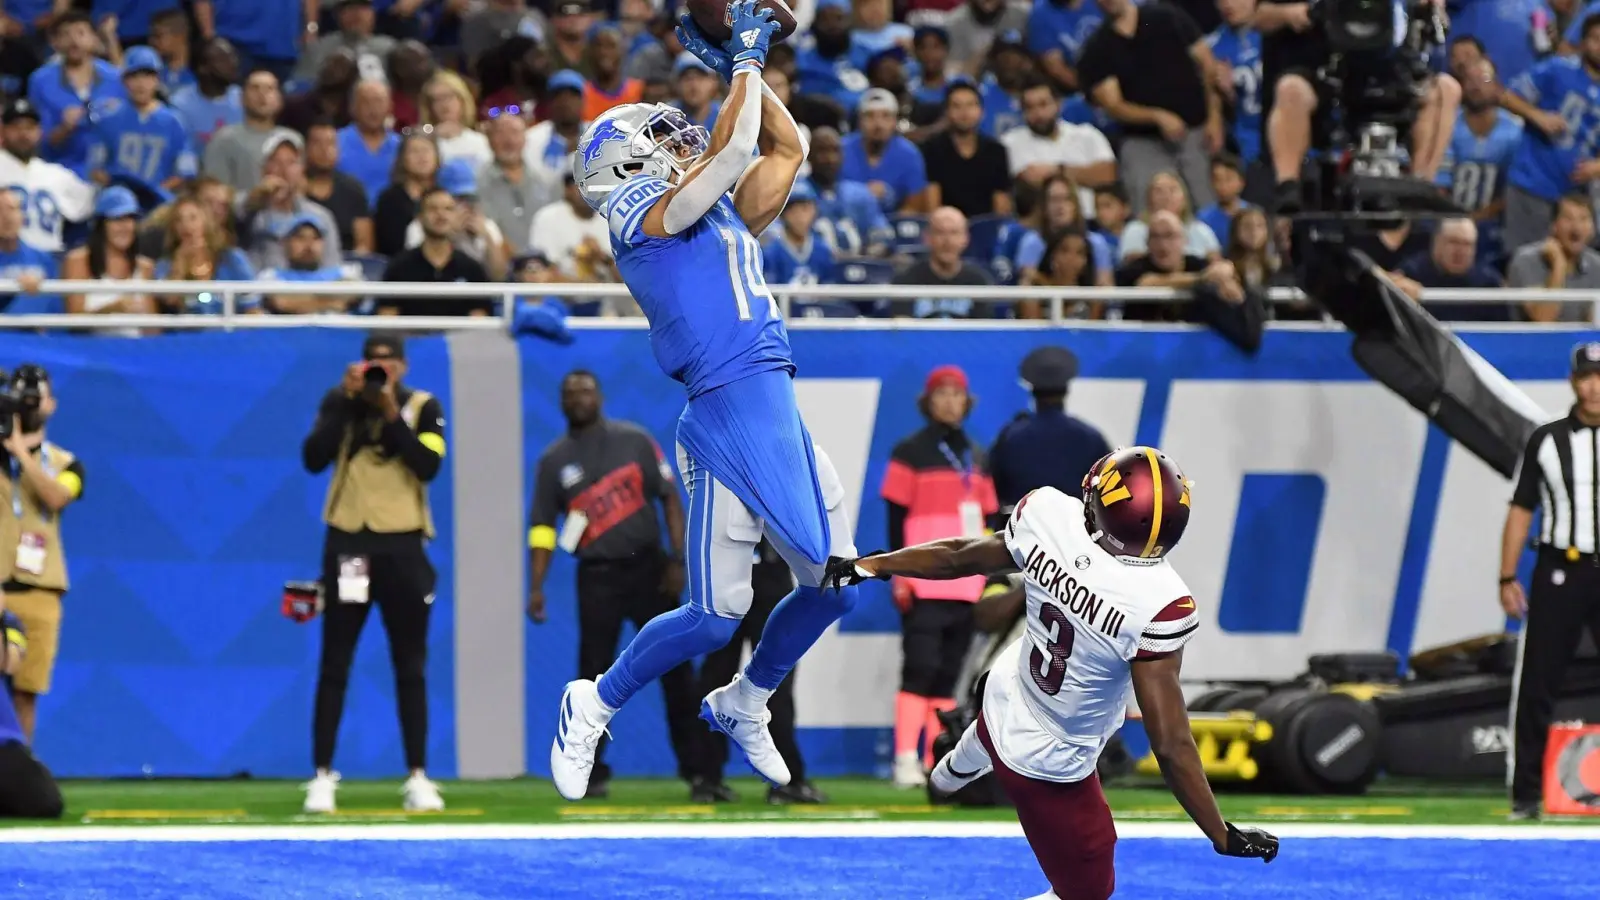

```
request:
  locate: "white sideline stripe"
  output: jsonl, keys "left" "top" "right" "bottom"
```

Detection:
{"left": 0, "top": 822, "right": 1597, "bottom": 843}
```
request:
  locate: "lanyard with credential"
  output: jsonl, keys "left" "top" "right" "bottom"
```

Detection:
{"left": 8, "top": 454, "right": 21, "bottom": 519}
{"left": 937, "top": 440, "right": 973, "bottom": 494}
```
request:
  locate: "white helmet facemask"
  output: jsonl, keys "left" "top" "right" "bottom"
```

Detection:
{"left": 573, "top": 103, "right": 711, "bottom": 212}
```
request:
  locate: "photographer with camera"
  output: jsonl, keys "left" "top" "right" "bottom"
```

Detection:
{"left": 0, "top": 365, "right": 83, "bottom": 746}
{"left": 1260, "top": 0, "right": 1461, "bottom": 213}
{"left": 299, "top": 333, "right": 447, "bottom": 815}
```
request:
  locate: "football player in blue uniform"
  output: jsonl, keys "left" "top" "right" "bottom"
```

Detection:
{"left": 551, "top": 1, "right": 864, "bottom": 801}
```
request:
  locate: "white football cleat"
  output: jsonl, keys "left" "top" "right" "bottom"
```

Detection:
{"left": 551, "top": 679, "right": 615, "bottom": 801}
{"left": 893, "top": 752, "right": 927, "bottom": 789}
{"left": 302, "top": 770, "right": 339, "bottom": 814}
{"left": 401, "top": 773, "right": 445, "bottom": 812}
{"left": 701, "top": 676, "right": 791, "bottom": 787}
{"left": 929, "top": 752, "right": 991, "bottom": 796}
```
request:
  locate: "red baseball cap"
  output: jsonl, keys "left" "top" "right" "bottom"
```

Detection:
{"left": 924, "top": 364, "right": 969, "bottom": 394}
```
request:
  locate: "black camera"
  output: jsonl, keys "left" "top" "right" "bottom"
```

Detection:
{"left": 362, "top": 362, "right": 389, "bottom": 390}
{"left": 1294, "top": 0, "right": 1458, "bottom": 222}
{"left": 0, "top": 364, "right": 47, "bottom": 441}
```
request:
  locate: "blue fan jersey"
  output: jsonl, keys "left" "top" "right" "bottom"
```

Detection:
{"left": 27, "top": 58, "right": 127, "bottom": 177}
{"left": 605, "top": 176, "right": 794, "bottom": 398}
{"left": 1439, "top": 109, "right": 1522, "bottom": 257}
{"left": 1027, "top": 0, "right": 1104, "bottom": 64}
{"left": 979, "top": 76, "right": 1023, "bottom": 139}
{"left": 1506, "top": 56, "right": 1600, "bottom": 201}
{"left": 794, "top": 37, "right": 870, "bottom": 113}
{"left": 1207, "top": 24, "right": 1263, "bottom": 162}
{"left": 90, "top": 100, "right": 196, "bottom": 193}
{"left": 813, "top": 180, "right": 891, "bottom": 256}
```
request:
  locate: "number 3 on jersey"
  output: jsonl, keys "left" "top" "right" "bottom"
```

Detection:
{"left": 717, "top": 226, "right": 779, "bottom": 321}
{"left": 1030, "top": 602, "right": 1076, "bottom": 696}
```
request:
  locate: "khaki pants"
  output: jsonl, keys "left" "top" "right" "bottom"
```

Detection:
{"left": 4, "top": 588, "right": 62, "bottom": 695}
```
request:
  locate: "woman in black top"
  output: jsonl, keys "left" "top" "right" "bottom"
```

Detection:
{"left": 373, "top": 132, "right": 441, "bottom": 257}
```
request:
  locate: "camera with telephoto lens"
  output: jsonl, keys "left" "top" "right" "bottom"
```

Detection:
{"left": 1292, "top": 0, "right": 1460, "bottom": 224}
{"left": 0, "top": 364, "right": 47, "bottom": 441}
{"left": 362, "top": 361, "right": 389, "bottom": 390}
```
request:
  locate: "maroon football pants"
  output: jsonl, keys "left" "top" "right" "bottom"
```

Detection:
{"left": 977, "top": 712, "right": 1118, "bottom": 900}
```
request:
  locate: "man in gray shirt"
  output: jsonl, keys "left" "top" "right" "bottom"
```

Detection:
{"left": 235, "top": 129, "right": 344, "bottom": 272}
{"left": 202, "top": 69, "right": 284, "bottom": 194}
{"left": 943, "top": 0, "right": 1031, "bottom": 73}
{"left": 1506, "top": 192, "right": 1600, "bottom": 324}
{"left": 460, "top": 0, "right": 547, "bottom": 71}
{"left": 295, "top": 0, "right": 396, "bottom": 85}
{"left": 477, "top": 113, "right": 561, "bottom": 256}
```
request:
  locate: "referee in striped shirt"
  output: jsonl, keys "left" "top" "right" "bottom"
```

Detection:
{"left": 1500, "top": 341, "right": 1600, "bottom": 820}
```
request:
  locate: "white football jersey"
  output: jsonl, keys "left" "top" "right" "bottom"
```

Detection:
{"left": 0, "top": 149, "right": 95, "bottom": 253}
{"left": 983, "top": 486, "right": 1198, "bottom": 783}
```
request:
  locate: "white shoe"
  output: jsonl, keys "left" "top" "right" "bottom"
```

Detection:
{"left": 701, "top": 675, "right": 791, "bottom": 787}
{"left": 551, "top": 679, "right": 615, "bottom": 801}
{"left": 401, "top": 773, "right": 445, "bottom": 812}
{"left": 302, "top": 771, "right": 339, "bottom": 814}
{"left": 929, "top": 752, "right": 991, "bottom": 796}
{"left": 893, "top": 752, "right": 927, "bottom": 789}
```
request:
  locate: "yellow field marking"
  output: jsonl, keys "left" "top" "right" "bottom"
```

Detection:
{"left": 84, "top": 810, "right": 247, "bottom": 820}
{"left": 322, "top": 808, "right": 485, "bottom": 818}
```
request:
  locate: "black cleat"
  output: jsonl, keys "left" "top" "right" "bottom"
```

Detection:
{"left": 768, "top": 782, "right": 829, "bottom": 805}
{"left": 584, "top": 779, "right": 611, "bottom": 800}
{"left": 1508, "top": 801, "right": 1541, "bottom": 821}
{"left": 690, "top": 778, "right": 740, "bottom": 803}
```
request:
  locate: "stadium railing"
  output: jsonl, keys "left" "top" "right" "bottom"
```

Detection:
{"left": 0, "top": 280, "right": 1595, "bottom": 330}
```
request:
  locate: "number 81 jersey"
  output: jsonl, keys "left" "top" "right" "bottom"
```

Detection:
{"left": 604, "top": 175, "right": 797, "bottom": 400}
{"left": 985, "top": 486, "right": 1199, "bottom": 783}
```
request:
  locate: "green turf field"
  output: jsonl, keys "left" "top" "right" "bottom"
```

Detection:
{"left": 17, "top": 777, "right": 1595, "bottom": 827}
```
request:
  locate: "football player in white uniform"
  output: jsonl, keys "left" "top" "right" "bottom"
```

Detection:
{"left": 0, "top": 99, "right": 95, "bottom": 254}
{"left": 828, "top": 446, "right": 1278, "bottom": 900}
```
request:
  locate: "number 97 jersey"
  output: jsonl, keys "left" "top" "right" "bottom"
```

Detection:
{"left": 985, "top": 486, "right": 1199, "bottom": 784}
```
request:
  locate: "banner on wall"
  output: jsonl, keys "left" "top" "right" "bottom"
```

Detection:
{"left": 520, "top": 327, "right": 1582, "bottom": 777}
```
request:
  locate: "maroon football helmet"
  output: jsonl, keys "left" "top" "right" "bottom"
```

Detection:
{"left": 1081, "top": 446, "right": 1192, "bottom": 561}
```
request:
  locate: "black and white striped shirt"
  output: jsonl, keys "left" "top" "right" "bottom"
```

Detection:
{"left": 1512, "top": 410, "right": 1600, "bottom": 553}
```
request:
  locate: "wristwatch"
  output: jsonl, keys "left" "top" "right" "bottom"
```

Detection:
{"left": 1498, "top": 574, "right": 1518, "bottom": 586}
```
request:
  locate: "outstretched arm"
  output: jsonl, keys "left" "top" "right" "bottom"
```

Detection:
{"left": 853, "top": 534, "right": 1016, "bottom": 581}
{"left": 734, "top": 78, "right": 809, "bottom": 234}
{"left": 640, "top": 65, "right": 765, "bottom": 238}
{"left": 1130, "top": 651, "right": 1228, "bottom": 847}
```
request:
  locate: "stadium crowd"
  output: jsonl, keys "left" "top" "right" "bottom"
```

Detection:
{"left": 0, "top": 0, "right": 1595, "bottom": 323}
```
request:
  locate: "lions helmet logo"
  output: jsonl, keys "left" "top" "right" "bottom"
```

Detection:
{"left": 579, "top": 118, "right": 630, "bottom": 170}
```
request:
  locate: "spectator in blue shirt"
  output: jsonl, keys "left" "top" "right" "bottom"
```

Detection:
{"left": 673, "top": 53, "right": 722, "bottom": 129}
{"left": 808, "top": 126, "right": 893, "bottom": 256}
{"left": 94, "top": 0, "right": 182, "bottom": 46}
{"left": 1439, "top": 57, "right": 1522, "bottom": 266}
{"left": 338, "top": 79, "right": 402, "bottom": 207}
{"left": 1206, "top": 0, "right": 1262, "bottom": 163}
{"left": 763, "top": 180, "right": 857, "bottom": 317}
{"left": 148, "top": 8, "right": 196, "bottom": 93}
{"left": 1443, "top": 0, "right": 1546, "bottom": 84}
{"left": 1397, "top": 217, "right": 1511, "bottom": 322}
{"left": 1195, "top": 153, "right": 1252, "bottom": 248}
{"left": 0, "top": 190, "right": 61, "bottom": 315}
{"left": 198, "top": 0, "right": 305, "bottom": 85}
{"left": 27, "top": 11, "right": 127, "bottom": 178}
{"left": 979, "top": 31, "right": 1034, "bottom": 138}
{"left": 170, "top": 36, "right": 244, "bottom": 155}
{"left": 1027, "top": 0, "right": 1104, "bottom": 93}
{"left": 151, "top": 193, "right": 258, "bottom": 314}
{"left": 850, "top": 0, "right": 913, "bottom": 70}
{"left": 907, "top": 26, "right": 958, "bottom": 111}
{"left": 89, "top": 46, "right": 198, "bottom": 210}
{"left": 1500, "top": 16, "right": 1600, "bottom": 255}
{"left": 795, "top": 0, "right": 870, "bottom": 113}
{"left": 842, "top": 89, "right": 932, "bottom": 214}
{"left": 258, "top": 213, "right": 354, "bottom": 314}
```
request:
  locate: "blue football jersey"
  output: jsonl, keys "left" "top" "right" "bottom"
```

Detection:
{"left": 1439, "top": 109, "right": 1522, "bottom": 258}
{"left": 1207, "top": 24, "right": 1263, "bottom": 162}
{"left": 813, "top": 179, "right": 891, "bottom": 256}
{"left": 1507, "top": 56, "right": 1600, "bottom": 201}
{"left": 90, "top": 100, "right": 196, "bottom": 193}
{"left": 979, "top": 77, "right": 1023, "bottom": 139}
{"left": 605, "top": 176, "right": 795, "bottom": 398}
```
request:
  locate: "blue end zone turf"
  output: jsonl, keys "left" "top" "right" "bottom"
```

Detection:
{"left": 2, "top": 834, "right": 1597, "bottom": 899}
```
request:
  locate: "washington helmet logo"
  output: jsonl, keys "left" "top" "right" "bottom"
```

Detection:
{"left": 580, "top": 119, "right": 630, "bottom": 169}
{"left": 1098, "top": 467, "right": 1131, "bottom": 506}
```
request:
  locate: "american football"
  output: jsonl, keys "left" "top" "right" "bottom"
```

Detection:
{"left": 686, "top": 0, "right": 798, "bottom": 44}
